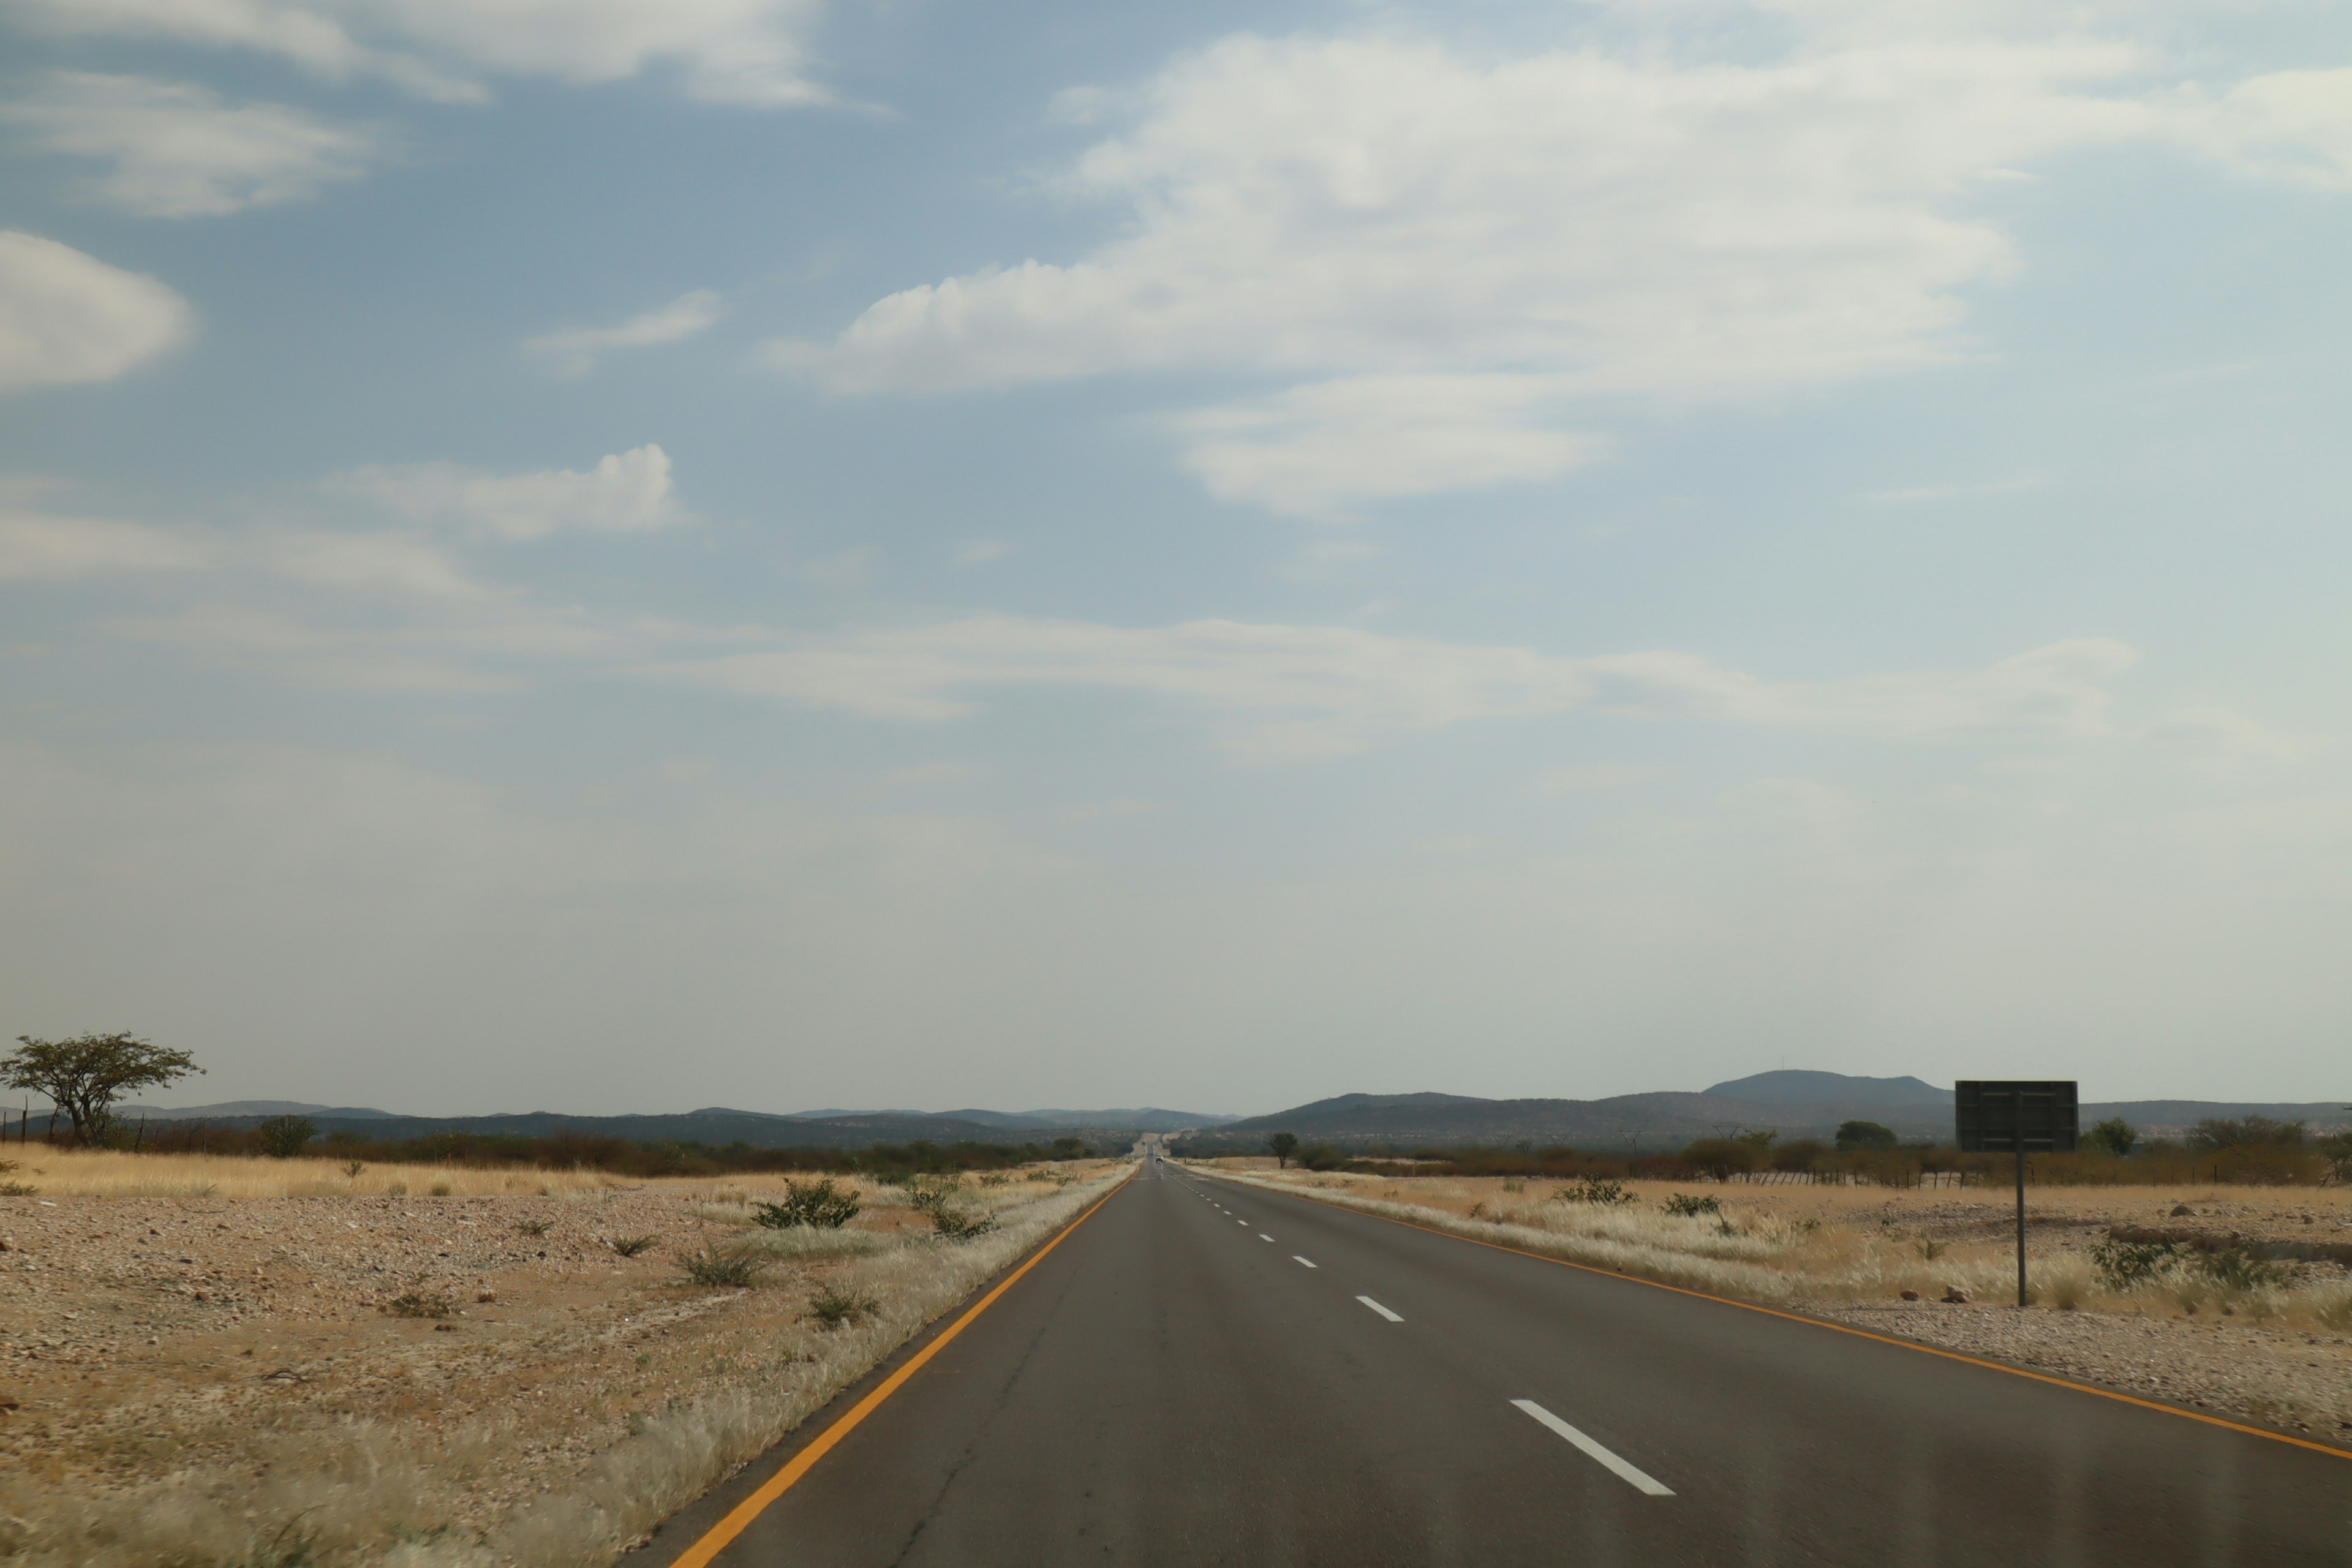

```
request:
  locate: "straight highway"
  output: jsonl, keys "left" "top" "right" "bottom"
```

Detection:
{"left": 641, "top": 1150, "right": 2350, "bottom": 1566}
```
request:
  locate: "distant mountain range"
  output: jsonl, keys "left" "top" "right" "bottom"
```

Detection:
{"left": 114, "top": 1101, "right": 1241, "bottom": 1145}
{"left": 111, "top": 1074, "right": 2347, "bottom": 1151}
{"left": 1207, "top": 1071, "right": 2351, "bottom": 1148}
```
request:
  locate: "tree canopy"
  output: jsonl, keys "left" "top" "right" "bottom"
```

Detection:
{"left": 1, "top": 1033, "right": 202, "bottom": 1145}
{"left": 1833, "top": 1120, "right": 1898, "bottom": 1152}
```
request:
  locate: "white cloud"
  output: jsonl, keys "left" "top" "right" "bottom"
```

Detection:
{"left": 644, "top": 615, "right": 2144, "bottom": 760}
{"left": 1, "top": 74, "right": 378, "bottom": 217}
{"left": 1174, "top": 375, "right": 1613, "bottom": 518}
{"left": 523, "top": 290, "right": 723, "bottom": 375}
{"left": 263, "top": 529, "right": 499, "bottom": 603}
{"left": 332, "top": 444, "right": 682, "bottom": 539}
{"left": 779, "top": 20, "right": 2352, "bottom": 510}
{"left": 4, "top": 0, "right": 831, "bottom": 107}
{"left": 2170, "top": 68, "right": 2352, "bottom": 190}
{"left": 0, "top": 507, "right": 211, "bottom": 579}
{"left": 0, "top": 230, "right": 194, "bottom": 391}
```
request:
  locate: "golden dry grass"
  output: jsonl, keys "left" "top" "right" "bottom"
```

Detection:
{"left": 0, "top": 1158, "right": 1130, "bottom": 1568}
{"left": 1206, "top": 1163, "right": 2352, "bottom": 1330}
{"left": 0, "top": 1147, "right": 1061, "bottom": 1204}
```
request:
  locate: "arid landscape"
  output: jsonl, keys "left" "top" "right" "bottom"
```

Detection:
{"left": 0, "top": 1152, "right": 1127, "bottom": 1568}
{"left": 1202, "top": 1161, "right": 2352, "bottom": 1441}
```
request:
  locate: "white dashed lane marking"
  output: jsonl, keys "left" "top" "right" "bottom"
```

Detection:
{"left": 1511, "top": 1401, "right": 1675, "bottom": 1496}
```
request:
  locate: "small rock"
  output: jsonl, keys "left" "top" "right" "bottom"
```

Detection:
{"left": 433, "top": 1323, "right": 459, "bottom": 1333}
{"left": 2171, "top": 1204, "right": 2194, "bottom": 1217}
{"left": 0, "top": 1392, "right": 19, "bottom": 1412}
{"left": 1899, "top": 1289, "right": 1920, "bottom": 1301}
{"left": 1942, "top": 1286, "right": 1970, "bottom": 1303}
{"left": 476, "top": 1289, "right": 497, "bottom": 1303}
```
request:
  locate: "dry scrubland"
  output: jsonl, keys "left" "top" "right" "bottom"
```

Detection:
{"left": 1204, "top": 1161, "right": 2352, "bottom": 1443}
{"left": 0, "top": 1150, "right": 1129, "bottom": 1568}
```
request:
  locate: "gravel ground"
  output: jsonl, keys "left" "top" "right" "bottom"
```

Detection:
{"left": 0, "top": 1187, "right": 788, "bottom": 1517}
{"left": 0, "top": 1175, "right": 1055, "bottom": 1535}
{"left": 1826, "top": 1298, "right": 2352, "bottom": 1442}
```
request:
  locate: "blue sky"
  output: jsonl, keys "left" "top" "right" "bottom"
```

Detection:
{"left": 3, "top": 0, "right": 2348, "bottom": 1117}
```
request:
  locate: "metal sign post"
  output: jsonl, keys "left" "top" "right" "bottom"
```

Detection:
{"left": 1955, "top": 1081, "right": 2078, "bottom": 1308}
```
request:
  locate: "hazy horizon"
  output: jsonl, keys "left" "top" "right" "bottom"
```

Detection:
{"left": 6, "top": 0, "right": 2349, "bottom": 1117}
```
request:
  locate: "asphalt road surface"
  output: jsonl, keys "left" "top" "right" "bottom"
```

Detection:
{"left": 646, "top": 1152, "right": 2351, "bottom": 1567}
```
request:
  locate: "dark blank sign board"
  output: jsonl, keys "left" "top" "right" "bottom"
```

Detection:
{"left": 1954, "top": 1081, "right": 2079, "bottom": 1153}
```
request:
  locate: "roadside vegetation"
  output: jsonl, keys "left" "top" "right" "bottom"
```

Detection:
{"left": 0, "top": 1153, "right": 1129, "bottom": 1568}
{"left": 1200, "top": 1157, "right": 2352, "bottom": 1333}
{"left": 1175, "top": 1113, "right": 2352, "bottom": 1189}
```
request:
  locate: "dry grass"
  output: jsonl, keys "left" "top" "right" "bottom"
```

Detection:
{"left": 0, "top": 1160, "right": 1129, "bottom": 1568}
{"left": 1206, "top": 1163, "right": 2352, "bottom": 1330}
{"left": 0, "top": 1147, "right": 633, "bottom": 1200}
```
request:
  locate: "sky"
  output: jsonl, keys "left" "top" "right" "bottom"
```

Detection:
{"left": 2, "top": 0, "right": 2348, "bottom": 1118}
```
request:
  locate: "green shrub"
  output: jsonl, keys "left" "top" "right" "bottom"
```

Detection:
{"left": 806, "top": 1286, "right": 879, "bottom": 1329}
{"left": 1555, "top": 1175, "right": 1630, "bottom": 1205}
{"left": 0, "top": 1181, "right": 37, "bottom": 1196}
{"left": 1662, "top": 1193, "right": 1722, "bottom": 1218}
{"left": 679, "top": 1245, "right": 770, "bottom": 1287}
{"left": 2192, "top": 1246, "right": 2290, "bottom": 1291}
{"left": 929, "top": 1205, "right": 997, "bottom": 1238}
{"left": 2090, "top": 1239, "right": 2180, "bottom": 1289}
{"left": 256, "top": 1114, "right": 317, "bottom": 1159}
{"left": 752, "top": 1177, "right": 861, "bottom": 1230}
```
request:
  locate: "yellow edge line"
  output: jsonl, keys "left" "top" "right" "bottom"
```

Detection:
{"left": 667, "top": 1173, "right": 1134, "bottom": 1568}
{"left": 1218, "top": 1173, "right": 2352, "bottom": 1464}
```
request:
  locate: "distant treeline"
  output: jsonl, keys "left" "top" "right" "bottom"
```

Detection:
{"left": 1174, "top": 1116, "right": 2352, "bottom": 1187}
{"left": 36, "top": 1118, "right": 1098, "bottom": 1177}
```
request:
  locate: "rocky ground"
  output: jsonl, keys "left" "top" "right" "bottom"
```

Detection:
{"left": 1826, "top": 1298, "right": 2352, "bottom": 1442}
{"left": 0, "top": 1167, "right": 1101, "bottom": 1548}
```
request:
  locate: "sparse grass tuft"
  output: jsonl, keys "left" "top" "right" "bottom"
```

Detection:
{"left": 805, "top": 1285, "right": 880, "bottom": 1329}
{"left": 0, "top": 1180, "right": 38, "bottom": 1196}
{"left": 929, "top": 1206, "right": 997, "bottom": 1238}
{"left": 607, "top": 1235, "right": 657, "bottom": 1257}
{"left": 514, "top": 1218, "right": 554, "bottom": 1237}
{"left": 751, "top": 1177, "right": 861, "bottom": 1231}
{"left": 1662, "top": 1193, "right": 1722, "bottom": 1218}
{"left": 382, "top": 1291, "right": 454, "bottom": 1319}
{"left": 1556, "top": 1175, "right": 1631, "bottom": 1205}
{"left": 679, "top": 1245, "right": 770, "bottom": 1287}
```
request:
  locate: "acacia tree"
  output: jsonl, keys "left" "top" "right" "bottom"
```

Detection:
{"left": 1, "top": 1033, "right": 202, "bottom": 1146}
{"left": 1267, "top": 1132, "right": 1299, "bottom": 1169}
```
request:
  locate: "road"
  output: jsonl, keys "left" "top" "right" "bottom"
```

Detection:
{"left": 644, "top": 1152, "right": 2351, "bottom": 1566}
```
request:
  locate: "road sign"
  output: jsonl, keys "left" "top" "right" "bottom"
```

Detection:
{"left": 1954, "top": 1080, "right": 2078, "bottom": 1153}
{"left": 1954, "top": 1080, "right": 2078, "bottom": 1307}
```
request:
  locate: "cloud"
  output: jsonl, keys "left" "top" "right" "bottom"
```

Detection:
{"left": 0, "top": 230, "right": 194, "bottom": 391}
{"left": 1172, "top": 375, "right": 1612, "bottom": 518}
{"left": 643, "top": 615, "right": 2144, "bottom": 759}
{"left": 0, "top": 506, "right": 212, "bottom": 579}
{"left": 777, "top": 20, "right": 2352, "bottom": 510}
{"left": 523, "top": 290, "right": 723, "bottom": 375}
{"left": 331, "top": 444, "right": 682, "bottom": 539}
{"left": 1, "top": 74, "right": 379, "bottom": 217}
{"left": 2169, "top": 68, "right": 2352, "bottom": 190}
{"left": 4, "top": 0, "right": 832, "bottom": 107}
